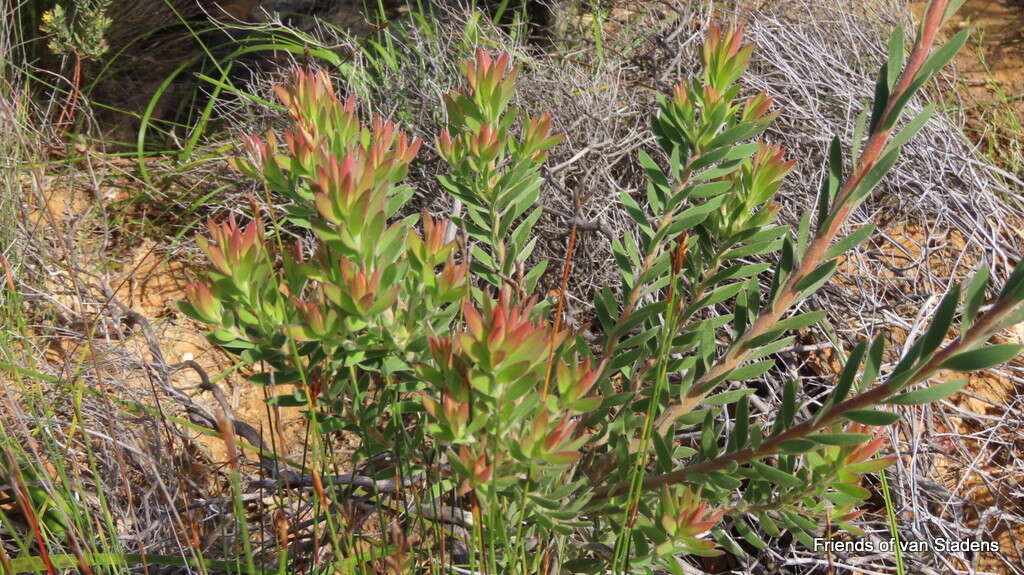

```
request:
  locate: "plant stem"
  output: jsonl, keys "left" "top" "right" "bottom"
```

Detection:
{"left": 652, "top": 0, "right": 952, "bottom": 432}
{"left": 595, "top": 291, "right": 1017, "bottom": 499}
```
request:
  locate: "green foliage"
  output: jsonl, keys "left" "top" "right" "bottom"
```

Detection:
{"left": 436, "top": 49, "right": 562, "bottom": 292}
{"left": 39, "top": 0, "right": 111, "bottom": 60}
{"left": 181, "top": 2, "right": 1024, "bottom": 572}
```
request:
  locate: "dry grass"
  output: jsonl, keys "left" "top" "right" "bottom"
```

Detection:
{"left": 208, "top": 1, "right": 1024, "bottom": 572}
{"left": 3, "top": 0, "right": 1023, "bottom": 573}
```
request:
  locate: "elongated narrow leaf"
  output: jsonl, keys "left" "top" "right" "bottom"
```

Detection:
{"left": 824, "top": 225, "right": 876, "bottom": 260}
{"left": 850, "top": 146, "right": 901, "bottom": 207}
{"left": 735, "top": 516, "right": 769, "bottom": 550}
{"left": 708, "top": 121, "right": 769, "bottom": 150}
{"left": 886, "top": 377, "right": 967, "bottom": 405}
{"left": 943, "top": 0, "right": 969, "bottom": 25}
{"left": 921, "top": 284, "right": 961, "bottom": 353}
{"left": 962, "top": 265, "right": 990, "bottom": 331}
{"left": 940, "top": 344, "right": 1022, "bottom": 372}
{"left": 883, "top": 105, "right": 934, "bottom": 157}
{"left": 794, "top": 260, "right": 838, "bottom": 298}
{"left": 861, "top": 334, "right": 886, "bottom": 390}
{"left": 772, "top": 379, "right": 798, "bottom": 434}
{"left": 817, "top": 137, "right": 843, "bottom": 224}
{"left": 693, "top": 282, "right": 747, "bottom": 310}
{"left": 619, "top": 191, "right": 649, "bottom": 228}
{"left": 691, "top": 142, "right": 760, "bottom": 172}
{"left": 688, "top": 180, "right": 733, "bottom": 199}
{"left": 705, "top": 387, "right": 756, "bottom": 406}
{"left": 751, "top": 461, "right": 802, "bottom": 489}
{"left": 832, "top": 482, "right": 871, "bottom": 500}
{"left": 733, "top": 395, "right": 749, "bottom": 449}
{"left": 844, "top": 409, "right": 901, "bottom": 426}
{"left": 757, "top": 512, "right": 781, "bottom": 537}
{"left": 748, "top": 336, "right": 796, "bottom": 360}
{"left": 746, "top": 310, "right": 827, "bottom": 348}
{"left": 885, "top": 29, "right": 970, "bottom": 127}
{"left": 830, "top": 341, "right": 867, "bottom": 407}
{"left": 594, "top": 286, "right": 618, "bottom": 333}
{"left": 778, "top": 439, "right": 816, "bottom": 454}
{"left": 721, "top": 238, "right": 785, "bottom": 260}
{"left": 810, "top": 433, "right": 873, "bottom": 446}
{"left": 669, "top": 195, "right": 728, "bottom": 233}
{"left": 869, "top": 62, "right": 890, "bottom": 131}
{"left": 846, "top": 457, "right": 898, "bottom": 474}
{"left": 999, "top": 262, "right": 1024, "bottom": 304}
{"left": 707, "top": 262, "right": 772, "bottom": 285}
{"left": 887, "top": 25, "right": 905, "bottom": 90}
{"left": 726, "top": 359, "right": 775, "bottom": 381}
{"left": 638, "top": 150, "right": 670, "bottom": 194}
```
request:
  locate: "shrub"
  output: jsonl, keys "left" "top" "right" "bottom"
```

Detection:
{"left": 183, "top": 1, "right": 1024, "bottom": 572}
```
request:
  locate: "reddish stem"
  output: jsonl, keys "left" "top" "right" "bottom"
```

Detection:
{"left": 652, "top": 0, "right": 952, "bottom": 432}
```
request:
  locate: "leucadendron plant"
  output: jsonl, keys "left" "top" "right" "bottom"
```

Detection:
{"left": 183, "top": 1, "right": 1024, "bottom": 572}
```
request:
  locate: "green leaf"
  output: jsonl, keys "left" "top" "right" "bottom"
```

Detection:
{"left": 711, "top": 527, "right": 745, "bottom": 557}
{"left": 638, "top": 150, "right": 670, "bottom": 194}
{"left": 772, "top": 379, "right": 798, "bottom": 434}
{"left": 885, "top": 30, "right": 970, "bottom": 127}
{"left": 844, "top": 409, "right": 901, "bottom": 426}
{"left": 796, "top": 211, "right": 812, "bottom": 258}
{"left": 748, "top": 336, "right": 796, "bottom": 360}
{"left": 921, "top": 284, "right": 961, "bottom": 354}
{"left": 726, "top": 359, "right": 774, "bottom": 382}
{"left": 943, "top": 0, "right": 969, "bottom": 25}
{"left": 735, "top": 516, "right": 769, "bottom": 550}
{"left": 810, "top": 433, "right": 873, "bottom": 446}
{"left": 861, "top": 334, "right": 886, "bottom": 390}
{"left": 962, "top": 265, "right": 990, "bottom": 331}
{"left": 610, "top": 301, "right": 667, "bottom": 340}
{"left": 869, "top": 62, "right": 890, "bottom": 131}
{"left": 594, "top": 286, "right": 618, "bottom": 333}
{"left": 704, "top": 387, "right": 756, "bottom": 406}
{"left": 998, "top": 261, "right": 1024, "bottom": 304}
{"left": 824, "top": 224, "right": 876, "bottom": 260}
{"left": 939, "top": 344, "right": 1022, "bottom": 372}
{"left": 757, "top": 512, "right": 781, "bottom": 537}
{"left": 751, "top": 461, "right": 802, "bottom": 489}
{"left": 887, "top": 25, "right": 905, "bottom": 90}
{"left": 693, "top": 282, "right": 747, "bottom": 310}
{"left": 830, "top": 341, "right": 867, "bottom": 407}
{"left": 708, "top": 121, "right": 769, "bottom": 150}
{"left": 618, "top": 191, "right": 649, "bottom": 229}
{"left": 817, "top": 137, "right": 843, "bottom": 224}
{"left": 778, "top": 439, "right": 816, "bottom": 454}
{"left": 850, "top": 146, "right": 901, "bottom": 207}
{"left": 707, "top": 470, "right": 742, "bottom": 490}
{"left": 883, "top": 105, "right": 934, "bottom": 157}
{"left": 886, "top": 378, "right": 967, "bottom": 405}
{"left": 846, "top": 457, "right": 897, "bottom": 473}
{"left": 669, "top": 194, "right": 728, "bottom": 232}
{"left": 794, "top": 260, "right": 838, "bottom": 298}
{"left": 721, "top": 238, "right": 785, "bottom": 260}
{"left": 509, "top": 206, "right": 544, "bottom": 250}
{"left": 732, "top": 395, "right": 749, "bottom": 450}
{"left": 832, "top": 482, "right": 871, "bottom": 500}
{"left": 746, "top": 310, "right": 827, "bottom": 348}
{"left": 688, "top": 180, "right": 733, "bottom": 199}
{"left": 707, "top": 262, "right": 772, "bottom": 286}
